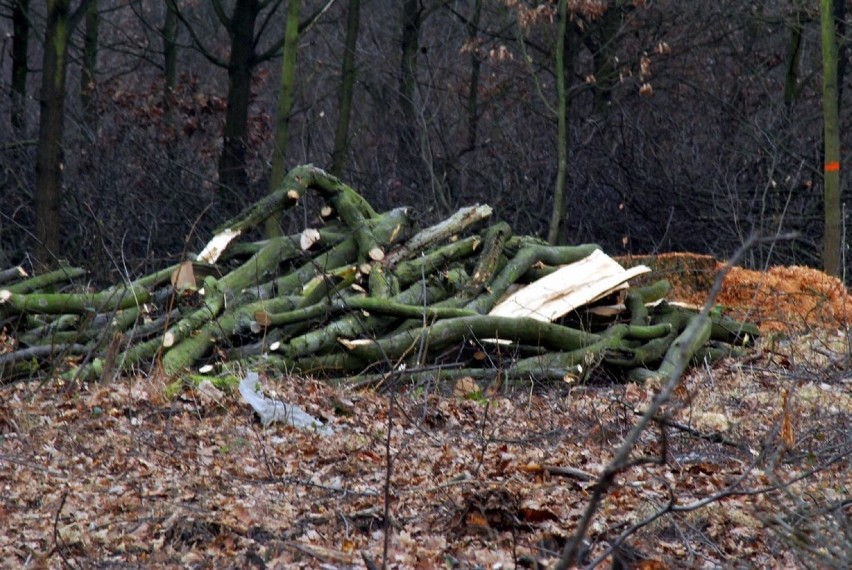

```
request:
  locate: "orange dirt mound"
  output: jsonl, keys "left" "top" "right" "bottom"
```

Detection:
{"left": 620, "top": 253, "right": 852, "bottom": 334}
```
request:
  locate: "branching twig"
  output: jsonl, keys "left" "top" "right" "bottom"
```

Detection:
{"left": 584, "top": 397, "right": 850, "bottom": 568}
{"left": 555, "top": 233, "right": 760, "bottom": 569}
{"left": 584, "top": 479, "right": 678, "bottom": 569}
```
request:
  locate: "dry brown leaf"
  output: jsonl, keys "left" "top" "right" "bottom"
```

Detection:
{"left": 453, "top": 376, "right": 480, "bottom": 398}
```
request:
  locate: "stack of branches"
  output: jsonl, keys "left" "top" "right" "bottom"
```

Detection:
{"left": 0, "top": 165, "right": 758, "bottom": 386}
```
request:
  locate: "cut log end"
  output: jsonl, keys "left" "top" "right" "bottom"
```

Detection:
{"left": 162, "top": 331, "right": 176, "bottom": 348}
{"left": 369, "top": 247, "right": 385, "bottom": 262}
{"left": 0, "top": 289, "right": 10, "bottom": 303}
{"left": 562, "top": 365, "right": 583, "bottom": 384}
{"left": 170, "top": 261, "right": 197, "bottom": 290}
{"left": 300, "top": 228, "right": 322, "bottom": 251}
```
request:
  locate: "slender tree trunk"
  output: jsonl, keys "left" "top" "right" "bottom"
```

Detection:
{"left": 162, "top": 0, "right": 178, "bottom": 123}
{"left": 833, "top": 0, "right": 846, "bottom": 103}
{"left": 820, "top": 0, "right": 842, "bottom": 276}
{"left": 784, "top": 4, "right": 805, "bottom": 107}
{"left": 80, "top": 0, "right": 99, "bottom": 129}
{"left": 35, "top": 0, "right": 73, "bottom": 263}
{"left": 11, "top": 0, "right": 30, "bottom": 134}
{"left": 218, "top": 0, "right": 260, "bottom": 213}
{"left": 265, "top": 0, "right": 302, "bottom": 237}
{"left": 548, "top": 0, "right": 570, "bottom": 245}
{"left": 330, "top": 0, "right": 361, "bottom": 177}
{"left": 465, "top": 0, "right": 482, "bottom": 152}
{"left": 397, "top": 0, "right": 420, "bottom": 168}
{"left": 589, "top": 5, "right": 620, "bottom": 115}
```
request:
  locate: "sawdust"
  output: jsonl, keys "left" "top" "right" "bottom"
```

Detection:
{"left": 621, "top": 253, "right": 852, "bottom": 334}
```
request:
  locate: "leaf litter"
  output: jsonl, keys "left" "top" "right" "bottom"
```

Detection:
{"left": 2, "top": 267, "right": 851, "bottom": 569}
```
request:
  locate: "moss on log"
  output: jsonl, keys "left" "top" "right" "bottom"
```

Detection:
{"left": 0, "top": 285, "right": 148, "bottom": 315}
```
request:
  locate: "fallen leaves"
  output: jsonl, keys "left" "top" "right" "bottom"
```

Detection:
{"left": 0, "top": 340, "right": 849, "bottom": 568}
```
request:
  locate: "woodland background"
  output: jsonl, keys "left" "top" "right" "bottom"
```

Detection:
{"left": 1, "top": 0, "right": 850, "bottom": 282}
{"left": 1, "top": 3, "right": 851, "bottom": 568}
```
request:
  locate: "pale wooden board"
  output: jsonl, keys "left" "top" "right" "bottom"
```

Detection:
{"left": 488, "top": 249, "right": 651, "bottom": 322}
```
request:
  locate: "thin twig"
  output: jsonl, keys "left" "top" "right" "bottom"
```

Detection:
{"left": 555, "top": 233, "right": 760, "bottom": 569}
{"left": 381, "top": 390, "right": 395, "bottom": 570}
{"left": 51, "top": 490, "right": 75, "bottom": 569}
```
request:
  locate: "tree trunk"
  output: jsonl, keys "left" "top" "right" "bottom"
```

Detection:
{"left": 265, "top": 0, "right": 302, "bottom": 237}
{"left": 80, "top": 0, "right": 99, "bottom": 129}
{"left": 11, "top": 0, "right": 30, "bottom": 134}
{"left": 784, "top": 4, "right": 806, "bottom": 107}
{"left": 464, "top": 0, "right": 482, "bottom": 153}
{"left": 548, "top": 0, "right": 570, "bottom": 245}
{"left": 397, "top": 0, "right": 420, "bottom": 169}
{"left": 330, "top": 0, "right": 361, "bottom": 177}
{"left": 218, "top": 0, "right": 260, "bottom": 213}
{"left": 588, "top": 5, "right": 621, "bottom": 115}
{"left": 35, "top": 0, "right": 72, "bottom": 263}
{"left": 820, "top": 0, "right": 842, "bottom": 276}
{"left": 833, "top": 0, "right": 846, "bottom": 104}
{"left": 162, "top": 0, "right": 178, "bottom": 123}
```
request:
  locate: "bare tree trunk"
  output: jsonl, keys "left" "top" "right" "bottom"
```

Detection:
{"left": 265, "top": 0, "right": 302, "bottom": 237}
{"left": 162, "top": 0, "right": 178, "bottom": 123}
{"left": 218, "top": 0, "right": 260, "bottom": 213}
{"left": 586, "top": 4, "right": 621, "bottom": 116}
{"left": 548, "top": 0, "right": 570, "bottom": 245}
{"left": 464, "top": 0, "right": 482, "bottom": 152}
{"left": 820, "top": 0, "right": 842, "bottom": 276}
{"left": 833, "top": 0, "right": 846, "bottom": 104}
{"left": 80, "top": 0, "right": 99, "bottom": 130}
{"left": 397, "top": 0, "right": 420, "bottom": 169}
{"left": 35, "top": 0, "right": 72, "bottom": 263}
{"left": 784, "top": 3, "right": 806, "bottom": 107}
{"left": 330, "top": 0, "right": 361, "bottom": 176}
{"left": 11, "top": 0, "right": 30, "bottom": 134}
{"left": 34, "top": 0, "right": 93, "bottom": 264}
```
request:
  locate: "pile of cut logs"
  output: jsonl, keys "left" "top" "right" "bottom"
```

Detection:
{"left": 0, "top": 165, "right": 757, "bottom": 385}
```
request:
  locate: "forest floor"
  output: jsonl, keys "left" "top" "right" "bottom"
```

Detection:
{"left": 2, "top": 260, "right": 851, "bottom": 569}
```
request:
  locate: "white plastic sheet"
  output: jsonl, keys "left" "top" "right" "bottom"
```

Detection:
{"left": 239, "top": 372, "right": 333, "bottom": 435}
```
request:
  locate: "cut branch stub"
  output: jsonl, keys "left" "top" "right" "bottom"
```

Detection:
{"left": 384, "top": 203, "right": 492, "bottom": 266}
